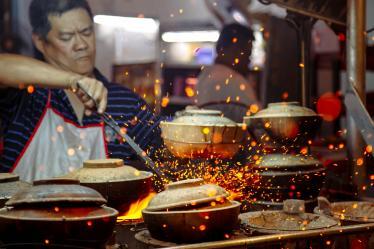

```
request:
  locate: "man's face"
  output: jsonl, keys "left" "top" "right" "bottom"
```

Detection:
{"left": 36, "top": 8, "right": 96, "bottom": 76}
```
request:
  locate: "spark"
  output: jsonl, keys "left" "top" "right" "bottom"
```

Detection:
{"left": 161, "top": 97, "right": 170, "bottom": 107}
{"left": 366, "top": 145, "right": 373, "bottom": 153}
{"left": 56, "top": 125, "right": 64, "bottom": 133}
{"left": 67, "top": 148, "right": 75, "bottom": 156}
{"left": 27, "top": 85, "right": 34, "bottom": 94}
{"left": 202, "top": 127, "right": 210, "bottom": 135}
{"left": 185, "top": 87, "right": 195, "bottom": 97}
{"left": 250, "top": 104, "right": 259, "bottom": 114}
{"left": 199, "top": 225, "right": 206, "bottom": 231}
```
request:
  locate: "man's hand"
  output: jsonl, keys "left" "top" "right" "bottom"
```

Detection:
{"left": 70, "top": 76, "right": 108, "bottom": 115}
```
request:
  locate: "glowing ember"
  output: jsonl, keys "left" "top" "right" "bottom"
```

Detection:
{"left": 317, "top": 92, "right": 342, "bottom": 121}
{"left": 27, "top": 85, "right": 35, "bottom": 94}
{"left": 161, "top": 97, "right": 170, "bottom": 107}
{"left": 56, "top": 125, "right": 64, "bottom": 133}
{"left": 202, "top": 127, "right": 210, "bottom": 135}
{"left": 249, "top": 104, "right": 259, "bottom": 114}
{"left": 67, "top": 148, "right": 75, "bottom": 156}
{"left": 366, "top": 145, "right": 373, "bottom": 153}
{"left": 282, "top": 92, "right": 289, "bottom": 100}
{"left": 185, "top": 86, "right": 195, "bottom": 97}
{"left": 117, "top": 193, "right": 156, "bottom": 222}
{"left": 199, "top": 224, "right": 206, "bottom": 231}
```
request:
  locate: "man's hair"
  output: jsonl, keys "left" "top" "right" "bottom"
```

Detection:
{"left": 216, "top": 23, "right": 254, "bottom": 53}
{"left": 29, "top": 0, "right": 93, "bottom": 40}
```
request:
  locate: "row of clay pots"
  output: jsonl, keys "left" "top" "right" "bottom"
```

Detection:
{"left": 160, "top": 102, "right": 322, "bottom": 159}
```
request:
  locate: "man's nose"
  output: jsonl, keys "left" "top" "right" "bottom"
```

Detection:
{"left": 74, "top": 34, "right": 88, "bottom": 51}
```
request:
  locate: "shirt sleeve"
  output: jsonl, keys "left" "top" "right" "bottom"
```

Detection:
{"left": 0, "top": 87, "right": 26, "bottom": 127}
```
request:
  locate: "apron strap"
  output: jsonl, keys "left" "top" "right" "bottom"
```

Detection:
{"left": 46, "top": 90, "right": 52, "bottom": 108}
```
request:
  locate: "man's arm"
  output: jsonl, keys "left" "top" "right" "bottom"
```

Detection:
{"left": 0, "top": 53, "right": 107, "bottom": 114}
{"left": 0, "top": 53, "right": 80, "bottom": 89}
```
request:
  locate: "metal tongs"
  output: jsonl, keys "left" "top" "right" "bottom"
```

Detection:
{"left": 76, "top": 83, "right": 166, "bottom": 180}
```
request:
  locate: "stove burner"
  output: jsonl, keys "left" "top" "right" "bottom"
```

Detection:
{"left": 134, "top": 229, "right": 249, "bottom": 248}
{"left": 0, "top": 242, "right": 98, "bottom": 249}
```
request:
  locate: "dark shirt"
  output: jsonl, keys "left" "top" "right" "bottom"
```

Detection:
{"left": 0, "top": 69, "right": 162, "bottom": 172}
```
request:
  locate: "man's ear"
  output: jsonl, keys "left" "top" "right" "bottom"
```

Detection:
{"left": 31, "top": 33, "right": 46, "bottom": 55}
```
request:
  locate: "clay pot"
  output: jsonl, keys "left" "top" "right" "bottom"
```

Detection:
{"left": 142, "top": 178, "right": 240, "bottom": 242}
{"left": 160, "top": 109, "right": 246, "bottom": 158}
{"left": 250, "top": 154, "right": 325, "bottom": 209}
{"left": 0, "top": 173, "right": 30, "bottom": 208}
{"left": 142, "top": 200, "right": 241, "bottom": 243}
{"left": 0, "top": 179, "right": 118, "bottom": 248}
{"left": 64, "top": 159, "right": 153, "bottom": 209}
{"left": 315, "top": 197, "right": 374, "bottom": 224}
{"left": 244, "top": 102, "right": 322, "bottom": 147}
{"left": 146, "top": 178, "right": 229, "bottom": 211}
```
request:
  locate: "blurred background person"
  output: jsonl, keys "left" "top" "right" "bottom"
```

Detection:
{"left": 195, "top": 23, "right": 260, "bottom": 122}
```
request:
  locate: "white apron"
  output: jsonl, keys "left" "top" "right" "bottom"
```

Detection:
{"left": 11, "top": 91, "right": 107, "bottom": 182}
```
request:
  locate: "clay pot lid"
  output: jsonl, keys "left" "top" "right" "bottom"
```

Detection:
{"left": 240, "top": 210, "right": 338, "bottom": 233}
{"left": 246, "top": 102, "right": 318, "bottom": 119}
{"left": 145, "top": 178, "right": 229, "bottom": 211}
{"left": 167, "top": 108, "right": 237, "bottom": 126}
{"left": 331, "top": 201, "right": 374, "bottom": 222}
{"left": 0, "top": 173, "right": 20, "bottom": 183}
{"left": 65, "top": 158, "right": 152, "bottom": 183}
{"left": 255, "top": 154, "right": 322, "bottom": 169}
{"left": 0, "top": 173, "right": 30, "bottom": 205}
{"left": 240, "top": 200, "right": 338, "bottom": 233}
{"left": 83, "top": 158, "right": 123, "bottom": 168}
{"left": 6, "top": 178, "right": 106, "bottom": 207}
{"left": 0, "top": 205, "right": 118, "bottom": 221}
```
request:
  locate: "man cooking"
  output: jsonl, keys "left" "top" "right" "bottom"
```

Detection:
{"left": 0, "top": 0, "right": 162, "bottom": 182}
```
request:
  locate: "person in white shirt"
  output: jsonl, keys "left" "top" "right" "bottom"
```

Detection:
{"left": 196, "top": 23, "right": 260, "bottom": 122}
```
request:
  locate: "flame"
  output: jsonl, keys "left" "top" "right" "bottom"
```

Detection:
{"left": 117, "top": 192, "right": 156, "bottom": 223}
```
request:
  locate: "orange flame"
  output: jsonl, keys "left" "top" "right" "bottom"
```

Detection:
{"left": 117, "top": 192, "right": 156, "bottom": 223}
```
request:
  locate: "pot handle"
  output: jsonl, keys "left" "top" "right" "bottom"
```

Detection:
{"left": 166, "top": 178, "right": 204, "bottom": 190}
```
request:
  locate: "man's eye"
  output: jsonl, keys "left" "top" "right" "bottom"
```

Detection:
{"left": 82, "top": 29, "right": 93, "bottom": 36}
{"left": 60, "top": 36, "right": 72, "bottom": 41}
